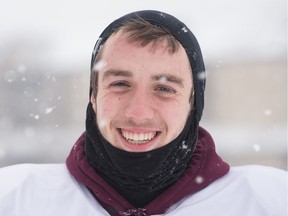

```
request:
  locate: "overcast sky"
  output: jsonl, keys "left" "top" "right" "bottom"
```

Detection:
{"left": 0, "top": 0, "right": 286, "bottom": 68}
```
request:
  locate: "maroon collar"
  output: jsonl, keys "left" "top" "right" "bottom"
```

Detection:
{"left": 66, "top": 127, "right": 229, "bottom": 215}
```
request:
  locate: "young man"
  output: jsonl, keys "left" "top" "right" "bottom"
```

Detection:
{"left": 0, "top": 10, "right": 286, "bottom": 216}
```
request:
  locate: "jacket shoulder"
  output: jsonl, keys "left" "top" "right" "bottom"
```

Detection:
{"left": 0, "top": 163, "right": 110, "bottom": 215}
{"left": 0, "top": 163, "right": 68, "bottom": 198}
{"left": 166, "top": 165, "right": 287, "bottom": 216}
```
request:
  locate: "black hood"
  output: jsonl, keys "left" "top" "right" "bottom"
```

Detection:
{"left": 89, "top": 10, "right": 206, "bottom": 123}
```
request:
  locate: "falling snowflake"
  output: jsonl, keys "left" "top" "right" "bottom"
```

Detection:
{"left": 93, "top": 60, "right": 107, "bottom": 71}
{"left": 159, "top": 76, "right": 167, "bottom": 83}
{"left": 181, "top": 27, "right": 188, "bottom": 33}
{"left": 263, "top": 109, "right": 272, "bottom": 116}
{"left": 197, "top": 71, "right": 206, "bottom": 80}
{"left": 98, "top": 119, "right": 107, "bottom": 128}
{"left": 252, "top": 144, "right": 261, "bottom": 152}
{"left": 182, "top": 141, "right": 188, "bottom": 149}
{"left": 195, "top": 175, "right": 204, "bottom": 184}
{"left": 45, "top": 107, "right": 55, "bottom": 114}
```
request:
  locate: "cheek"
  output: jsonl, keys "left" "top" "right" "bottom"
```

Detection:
{"left": 96, "top": 98, "right": 114, "bottom": 135}
{"left": 162, "top": 102, "right": 190, "bottom": 134}
{"left": 96, "top": 95, "right": 123, "bottom": 122}
{"left": 96, "top": 99, "right": 110, "bottom": 121}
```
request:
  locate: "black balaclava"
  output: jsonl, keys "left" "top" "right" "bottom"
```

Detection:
{"left": 85, "top": 10, "right": 206, "bottom": 207}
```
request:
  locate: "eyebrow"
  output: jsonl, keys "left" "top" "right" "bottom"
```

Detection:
{"left": 102, "top": 70, "right": 184, "bottom": 88}
{"left": 102, "top": 69, "right": 133, "bottom": 81}
{"left": 152, "top": 73, "right": 184, "bottom": 88}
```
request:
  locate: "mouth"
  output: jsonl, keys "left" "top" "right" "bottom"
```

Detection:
{"left": 119, "top": 128, "right": 159, "bottom": 145}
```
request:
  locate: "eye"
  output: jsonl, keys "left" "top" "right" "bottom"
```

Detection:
{"left": 154, "top": 85, "right": 177, "bottom": 95}
{"left": 108, "top": 81, "right": 131, "bottom": 92}
{"left": 110, "top": 81, "right": 130, "bottom": 87}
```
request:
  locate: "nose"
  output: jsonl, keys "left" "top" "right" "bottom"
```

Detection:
{"left": 124, "top": 88, "right": 155, "bottom": 122}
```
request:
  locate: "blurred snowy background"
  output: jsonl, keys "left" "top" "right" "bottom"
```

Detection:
{"left": 0, "top": 0, "right": 286, "bottom": 169}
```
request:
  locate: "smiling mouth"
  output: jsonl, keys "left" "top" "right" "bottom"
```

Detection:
{"left": 120, "top": 129, "right": 159, "bottom": 144}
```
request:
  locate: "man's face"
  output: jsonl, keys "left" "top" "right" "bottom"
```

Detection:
{"left": 91, "top": 31, "right": 193, "bottom": 152}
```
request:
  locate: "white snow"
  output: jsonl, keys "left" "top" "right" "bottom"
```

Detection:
{"left": 195, "top": 175, "right": 204, "bottom": 184}
{"left": 93, "top": 60, "right": 107, "bottom": 72}
{"left": 98, "top": 119, "right": 107, "bottom": 128}
{"left": 45, "top": 107, "right": 55, "bottom": 114}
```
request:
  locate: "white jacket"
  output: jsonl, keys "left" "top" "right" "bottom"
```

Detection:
{"left": 0, "top": 164, "right": 286, "bottom": 216}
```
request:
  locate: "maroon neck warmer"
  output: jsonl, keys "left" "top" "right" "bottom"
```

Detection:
{"left": 66, "top": 127, "right": 230, "bottom": 216}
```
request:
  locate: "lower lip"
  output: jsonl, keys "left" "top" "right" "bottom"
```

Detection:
{"left": 117, "top": 130, "right": 159, "bottom": 152}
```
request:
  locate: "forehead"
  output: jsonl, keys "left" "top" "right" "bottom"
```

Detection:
{"left": 97, "top": 30, "right": 192, "bottom": 83}
{"left": 101, "top": 30, "right": 178, "bottom": 55}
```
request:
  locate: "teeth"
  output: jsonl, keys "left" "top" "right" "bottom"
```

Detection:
{"left": 121, "top": 129, "right": 157, "bottom": 144}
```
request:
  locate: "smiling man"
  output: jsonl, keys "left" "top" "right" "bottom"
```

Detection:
{"left": 82, "top": 16, "right": 205, "bottom": 209}
{"left": 91, "top": 28, "right": 192, "bottom": 152}
{"left": 0, "top": 10, "right": 286, "bottom": 216}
